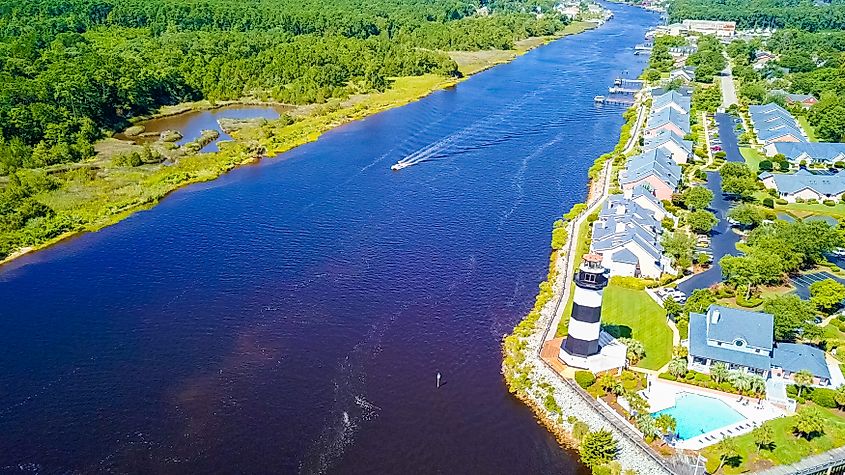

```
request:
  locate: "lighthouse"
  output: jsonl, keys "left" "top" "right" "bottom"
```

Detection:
{"left": 559, "top": 253, "right": 626, "bottom": 372}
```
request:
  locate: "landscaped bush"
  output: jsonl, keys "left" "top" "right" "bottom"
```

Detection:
{"left": 776, "top": 198, "right": 788, "bottom": 205}
{"left": 811, "top": 388, "right": 837, "bottom": 408}
{"left": 824, "top": 199, "right": 836, "bottom": 206}
{"left": 808, "top": 199, "right": 819, "bottom": 204}
{"left": 737, "top": 292, "right": 764, "bottom": 308}
{"left": 796, "top": 198, "right": 807, "bottom": 203}
{"left": 575, "top": 371, "right": 596, "bottom": 389}
{"left": 572, "top": 420, "right": 590, "bottom": 441}
{"left": 658, "top": 372, "right": 677, "bottom": 381}
{"left": 609, "top": 276, "right": 650, "bottom": 290}
{"left": 836, "top": 161, "right": 845, "bottom": 169}
{"left": 759, "top": 160, "right": 773, "bottom": 172}
{"left": 694, "top": 372, "right": 711, "bottom": 383}
{"left": 763, "top": 197, "right": 774, "bottom": 208}
{"left": 719, "top": 381, "right": 733, "bottom": 392}
{"left": 685, "top": 371, "right": 696, "bottom": 380}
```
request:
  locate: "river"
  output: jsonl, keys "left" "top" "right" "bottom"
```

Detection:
{"left": 0, "top": 5, "right": 658, "bottom": 474}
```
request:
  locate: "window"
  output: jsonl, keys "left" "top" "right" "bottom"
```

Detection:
{"left": 583, "top": 272, "right": 597, "bottom": 283}
{"left": 733, "top": 338, "right": 745, "bottom": 347}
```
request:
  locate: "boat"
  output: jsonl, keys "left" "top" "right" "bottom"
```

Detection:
{"left": 594, "top": 95, "right": 606, "bottom": 103}
{"left": 391, "top": 161, "right": 411, "bottom": 171}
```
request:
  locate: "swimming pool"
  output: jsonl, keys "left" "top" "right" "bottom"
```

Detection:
{"left": 653, "top": 392, "right": 745, "bottom": 440}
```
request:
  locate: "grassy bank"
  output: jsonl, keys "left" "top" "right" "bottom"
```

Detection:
{"left": 702, "top": 405, "right": 845, "bottom": 474}
{"left": 449, "top": 22, "right": 594, "bottom": 75}
{"left": 2, "top": 23, "right": 598, "bottom": 266}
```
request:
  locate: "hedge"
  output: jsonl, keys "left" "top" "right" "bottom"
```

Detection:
{"left": 575, "top": 371, "right": 596, "bottom": 389}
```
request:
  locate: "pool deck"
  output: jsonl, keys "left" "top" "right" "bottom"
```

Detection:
{"left": 642, "top": 377, "right": 787, "bottom": 450}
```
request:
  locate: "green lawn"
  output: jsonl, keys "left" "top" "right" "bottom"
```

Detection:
{"left": 740, "top": 147, "right": 766, "bottom": 172}
{"left": 797, "top": 115, "right": 817, "bottom": 142}
{"left": 703, "top": 406, "right": 845, "bottom": 474}
{"left": 601, "top": 284, "right": 672, "bottom": 370}
{"left": 779, "top": 201, "right": 845, "bottom": 219}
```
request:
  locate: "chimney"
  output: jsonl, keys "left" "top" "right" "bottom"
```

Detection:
{"left": 710, "top": 309, "right": 720, "bottom": 324}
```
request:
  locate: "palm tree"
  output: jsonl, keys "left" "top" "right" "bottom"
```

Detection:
{"left": 749, "top": 374, "right": 766, "bottom": 396}
{"left": 794, "top": 369, "right": 814, "bottom": 397}
{"left": 729, "top": 371, "right": 752, "bottom": 393}
{"left": 713, "top": 438, "right": 740, "bottom": 473}
{"left": 668, "top": 357, "right": 688, "bottom": 378}
{"left": 753, "top": 424, "right": 774, "bottom": 453}
{"left": 655, "top": 413, "right": 677, "bottom": 436}
{"left": 597, "top": 373, "right": 623, "bottom": 396}
{"left": 711, "top": 362, "right": 729, "bottom": 384}
{"left": 793, "top": 407, "right": 825, "bottom": 440}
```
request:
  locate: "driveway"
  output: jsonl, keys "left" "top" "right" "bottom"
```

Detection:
{"left": 719, "top": 58, "right": 738, "bottom": 110}
{"left": 677, "top": 113, "right": 744, "bottom": 294}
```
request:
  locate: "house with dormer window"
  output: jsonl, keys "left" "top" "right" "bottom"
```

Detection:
{"left": 688, "top": 305, "right": 836, "bottom": 387}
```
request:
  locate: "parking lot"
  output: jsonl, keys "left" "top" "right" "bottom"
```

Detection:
{"left": 790, "top": 271, "right": 845, "bottom": 299}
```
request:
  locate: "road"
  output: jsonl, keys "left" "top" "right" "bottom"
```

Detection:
{"left": 677, "top": 113, "right": 744, "bottom": 294}
{"left": 719, "top": 57, "right": 738, "bottom": 110}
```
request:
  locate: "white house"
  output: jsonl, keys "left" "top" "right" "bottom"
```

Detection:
{"left": 760, "top": 168, "right": 845, "bottom": 203}
{"left": 590, "top": 196, "right": 674, "bottom": 278}
{"left": 643, "top": 129, "right": 693, "bottom": 164}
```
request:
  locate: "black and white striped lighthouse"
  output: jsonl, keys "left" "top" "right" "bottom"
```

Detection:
{"left": 562, "top": 253, "right": 608, "bottom": 358}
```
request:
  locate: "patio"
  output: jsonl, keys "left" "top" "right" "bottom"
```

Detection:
{"left": 641, "top": 377, "right": 787, "bottom": 450}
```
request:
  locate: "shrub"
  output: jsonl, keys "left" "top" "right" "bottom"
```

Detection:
{"left": 808, "top": 199, "right": 819, "bottom": 204}
{"left": 796, "top": 198, "right": 806, "bottom": 204}
{"left": 572, "top": 420, "right": 590, "bottom": 441}
{"left": 836, "top": 161, "right": 845, "bottom": 169}
{"left": 811, "top": 388, "right": 837, "bottom": 408}
{"left": 759, "top": 160, "right": 773, "bottom": 172}
{"left": 659, "top": 372, "right": 677, "bottom": 381}
{"left": 609, "top": 276, "right": 649, "bottom": 290}
{"left": 694, "top": 372, "right": 711, "bottom": 383}
{"left": 575, "top": 371, "right": 597, "bottom": 389}
{"left": 776, "top": 198, "right": 788, "bottom": 205}
{"left": 763, "top": 197, "right": 774, "bottom": 208}
{"left": 825, "top": 200, "right": 836, "bottom": 207}
{"left": 719, "top": 382, "right": 734, "bottom": 392}
{"left": 685, "top": 371, "right": 695, "bottom": 380}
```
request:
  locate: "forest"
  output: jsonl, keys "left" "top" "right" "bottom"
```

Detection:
{"left": 0, "top": 0, "right": 571, "bottom": 259}
{"left": 668, "top": 0, "right": 845, "bottom": 31}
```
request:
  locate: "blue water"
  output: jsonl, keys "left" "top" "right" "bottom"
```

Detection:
{"left": 654, "top": 393, "right": 745, "bottom": 439}
{"left": 0, "top": 5, "right": 658, "bottom": 474}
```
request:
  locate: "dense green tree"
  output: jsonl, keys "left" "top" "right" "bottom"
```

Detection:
{"left": 687, "top": 209, "right": 718, "bottom": 234}
{"left": 681, "top": 186, "right": 714, "bottom": 211}
{"left": 763, "top": 294, "right": 817, "bottom": 342}
{"left": 810, "top": 279, "right": 845, "bottom": 315}
{"left": 727, "top": 203, "right": 765, "bottom": 228}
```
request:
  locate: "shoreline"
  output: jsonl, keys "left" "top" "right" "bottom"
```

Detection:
{"left": 0, "top": 22, "right": 597, "bottom": 268}
{"left": 501, "top": 89, "right": 676, "bottom": 474}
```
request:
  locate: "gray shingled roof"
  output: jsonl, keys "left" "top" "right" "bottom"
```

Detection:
{"left": 646, "top": 107, "right": 690, "bottom": 134}
{"left": 611, "top": 248, "right": 639, "bottom": 265}
{"left": 771, "top": 142, "right": 845, "bottom": 163}
{"left": 772, "top": 342, "right": 831, "bottom": 380}
{"left": 760, "top": 168, "right": 845, "bottom": 196}
{"left": 620, "top": 149, "right": 681, "bottom": 189}
{"left": 706, "top": 305, "right": 774, "bottom": 349}
{"left": 643, "top": 129, "right": 693, "bottom": 155}
{"left": 652, "top": 91, "right": 691, "bottom": 113}
{"left": 689, "top": 311, "right": 773, "bottom": 371}
{"left": 749, "top": 103, "right": 807, "bottom": 144}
